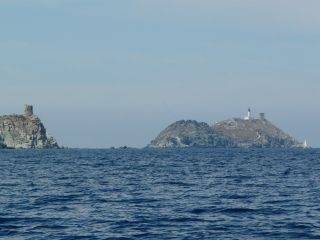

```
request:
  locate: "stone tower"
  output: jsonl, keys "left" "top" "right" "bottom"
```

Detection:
{"left": 24, "top": 105, "right": 33, "bottom": 117}
{"left": 259, "top": 113, "right": 265, "bottom": 120}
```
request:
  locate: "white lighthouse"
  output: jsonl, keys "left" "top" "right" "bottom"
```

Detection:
{"left": 244, "top": 108, "right": 252, "bottom": 120}
{"left": 303, "top": 139, "right": 308, "bottom": 149}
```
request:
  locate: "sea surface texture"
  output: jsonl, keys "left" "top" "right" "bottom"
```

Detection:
{"left": 0, "top": 148, "right": 320, "bottom": 239}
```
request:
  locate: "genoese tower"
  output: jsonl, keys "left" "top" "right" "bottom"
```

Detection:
{"left": 24, "top": 104, "right": 34, "bottom": 117}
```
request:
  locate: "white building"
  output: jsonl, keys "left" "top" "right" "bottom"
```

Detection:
{"left": 244, "top": 108, "right": 252, "bottom": 120}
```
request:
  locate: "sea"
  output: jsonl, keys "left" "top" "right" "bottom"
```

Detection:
{"left": 0, "top": 148, "right": 320, "bottom": 240}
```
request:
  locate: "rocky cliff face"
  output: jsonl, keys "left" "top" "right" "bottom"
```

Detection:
{"left": 148, "top": 120, "right": 235, "bottom": 148}
{"left": 148, "top": 117, "right": 302, "bottom": 148}
{"left": 213, "top": 118, "right": 302, "bottom": 148}
{"left": 0, "top": 107, "right": 59, "bottom": 149}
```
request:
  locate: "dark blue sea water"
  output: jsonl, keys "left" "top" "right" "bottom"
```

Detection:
{"left": 1, "top": 148, "right": 320, "bottom": 239}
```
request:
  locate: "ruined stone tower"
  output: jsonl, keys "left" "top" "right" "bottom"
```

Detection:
{"left": 24, "top": 105, "right": 33, "bottom": 117}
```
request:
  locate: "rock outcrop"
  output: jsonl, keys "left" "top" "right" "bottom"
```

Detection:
{"left": 213, "top": 118, "right": 301, "bottom": 148}
{"left": 148, "top": 120, "right": 235, "bottom": 148}
{"left": 0, "top": 105, "right": 59, "bottom": 149}
{"left": 148, "top": 114, "right": 302, "bottom": 148}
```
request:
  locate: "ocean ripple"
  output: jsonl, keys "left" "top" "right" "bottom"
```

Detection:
{"left": 0, "top": 148, "right": 320, "bottom": 239}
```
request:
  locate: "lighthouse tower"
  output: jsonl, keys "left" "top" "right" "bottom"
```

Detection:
{"left": 303, "top": 139, "right": 308, "bottom": 149}
{"left": 244, "top": 108, "right": 252, "bottom": 120}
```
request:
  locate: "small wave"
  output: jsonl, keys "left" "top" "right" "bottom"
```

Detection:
{"left": 220, "top": 207, "right": 257, "bottom": 214}
{"left": 286, "top": 222, "right": 316, "bottom": 230}
{"left": 168, "top": 217, "right": 204, "bottom": 223}
{"left": 0, "top": 217, "right": 22, "bottom": 224}
{"left": 190, "top": 208, "right": 208, "bottom": 214}
{"left": 32, "top": 224, "right": 67, "bottom": 230}
{"left": 220, "top": 194, "right": 251, "bottom": 200}
{"left": 283, "top": 168, "right": 291, "bottom": 175}
{"left": 33, "top": 194, "right": 83, "bottom": 205}
{"left": 155, "top": 181, "right": 196, "bottom": 187}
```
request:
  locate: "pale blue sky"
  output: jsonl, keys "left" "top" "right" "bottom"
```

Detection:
{"left": 0, "top": 0, "right": 319, "bottom": 147}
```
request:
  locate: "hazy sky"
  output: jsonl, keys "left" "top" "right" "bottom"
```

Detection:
{"left": 0, "top": 0, "right": 319, "bottom": 148}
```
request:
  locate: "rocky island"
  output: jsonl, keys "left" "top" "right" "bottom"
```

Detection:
{"left": 148, "top": 109, "right": 303, "bottom": 148}
{"left": 0, "top": 105, "right": 59, "bottom": 149}
{"left": 148, "top": 120, "right": 236, "bottom": 148}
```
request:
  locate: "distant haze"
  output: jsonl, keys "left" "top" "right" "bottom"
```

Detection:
{"left": 0, "top": 0, "right": 319, "bottom": 148}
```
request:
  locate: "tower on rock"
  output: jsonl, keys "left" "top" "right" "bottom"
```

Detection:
{"left": 24, "top": 105, "right": 33, "bottom": 117}
{"left": 259, "top": 113, "right": 266, "bottom": 120}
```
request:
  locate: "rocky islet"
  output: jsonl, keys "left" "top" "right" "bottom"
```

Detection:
{"left": 0, "top": 105, "right": 59, "bottom": 149}
{"left": 148, "top": 112, "right": 303, "bottom": 148}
